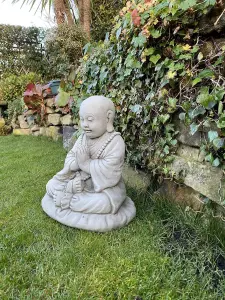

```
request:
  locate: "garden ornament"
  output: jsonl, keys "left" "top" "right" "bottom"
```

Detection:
{"left": 42, "top": 96, "right": 136, "bottom": 232}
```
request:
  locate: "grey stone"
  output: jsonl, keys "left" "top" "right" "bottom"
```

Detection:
{"left": 123, "top": 164, "right": 151, "bottom": 191}
{"left": 46, "top": 98, "right": 55, "bottom": 107}
{"left": 47, "top": 114, "right": 61, "bottom": 126}
{"left": 171, "top": 155, "right": 225, "bottom": 204}
{"left": 63, "top": 126, "right": 76, "bottom": 151}
{"left": 60, "top": 114, "right": 73, "bottom": 126}
{"left": 40, "top": 127, "right": 47, "bottom": 136}
{"left": 46, "top": 107, "right": 55, "bottom": 114}
{"left": 155, "top": 180, "right": 203, "bottom": 211}
{"left": 32, "top": 130, "right": 41, "bottom": 136}
{"left": 0, "top": 117, "right": 5, "bottom": 129}
{"left": 199, "top": 4, "right": 225, "bottom": 35}
{"left": 18, "top": 115, "right": 29, "bottom": 129}
{"left": 31, "top": 125, "right": 40, "bottom": 132}
{"left": 177, "top": 145, "right": 200, "bottom": 161}
{"left": 46, "top": 126, "right": 62, "bottom": 141}
{"left": 13, "top": 128, "right": 31, "bottom": 135}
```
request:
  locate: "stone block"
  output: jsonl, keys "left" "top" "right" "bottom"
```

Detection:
{"left": 24, "top": 110, "right": 35, "bottom": 116}
{"left": 46, "top": 98, "right": 55, "bottom": 107}
{"left": 46, "top": 107, "right": 55, "bottom": 114}
{"left": 122, "top": 164, "right": 151, "bottom": 191}
{"left": 155, "top": 180, "right": 203, "bottom": 211}
{"left": 13, "top": 128, "right": 31, "bottom": 136}
{"left": 40, "top": 127, "right": 47, "bottom": 136}
{"left": 63, "top": 126, "right": 76, "bottom": 151}
{"left": 177, "top": 145, "right": 200, "bottom": 162}
{"left": 18, "top": 115, "right": 29, "bottom": 129}
{"left": 32, "top": 130, "right": 41, "bottom": 136}
{"left": 46, "top": 126, "right": 62, "bottom": 141}
{"left": 60, "top": 114, "right": 73, "bottom": 126}
{"left": 47, "top": 114, "right": 61, "bottom": 126}
{"left": 31, "top": 125, "right": 40, "bottom": 132}
{"left": 0, "top": 117, "right": 5, "bottom": 129}
{"left": 171, "top": 155, "right": 225, "bottom": 204}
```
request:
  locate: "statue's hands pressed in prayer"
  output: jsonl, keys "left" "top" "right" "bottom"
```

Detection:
{"left": 77, "top": 145, "right": 91, "bottom": 174}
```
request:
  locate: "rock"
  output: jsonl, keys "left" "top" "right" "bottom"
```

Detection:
{"left": 47, "top": 114, "right": 61, "bottom": 126}
{"left": 177, "top": 145, "right": 199, "bottom": 162}
{"left": 46, "top": 126, "right": 62, "bottom": 141}
{"left": 13, "top": 128, "right": 31, "bottom": 136}
{"left": 40, "top": 127, "right": 47, "bottom": 136}
{"left": 60, "top": 115, "right": 73, "bottom": 126}
{"left": 63, "top": 126, "right": 76, "bottom": 151}
{"left": 31, "top": 125, "right": 40, "bottom": 132}
{"left": 199, "top": 4, "right": 225, "bottom": 35}
{"left": 46, "top": 98, "right": 55, "bottom": 107}
{"left": 24, "top": 110, "right": 35, "bottom": 116}
{"left": 173, "top": 114, "right": 204, "bottom": 147}
{"left": 155, "top": 180, "right": 203, "bottom": 211}
{"left": 122, "top": 164, "right": 151, "bottom": 191}
{"left": 46, "top": 107, "right": 55, "bottom": 114}
{"left": 0, "top": 117, "right": 5, "bottom": 129}
{"left": 18, "top": 115, "right": 29, "bottom": 129}
{"left": 171, "top": 155, "right": 225, "bottom": 204}
{"left": 32, "top": 130, "right": 41, "bottom": 136}
{"left": 26, "top": 115, "right": 35, "bottom": 126}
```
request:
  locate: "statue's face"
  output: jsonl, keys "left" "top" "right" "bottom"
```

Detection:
{"left": 79, "top": 105, "right": 108, "bottom": 139}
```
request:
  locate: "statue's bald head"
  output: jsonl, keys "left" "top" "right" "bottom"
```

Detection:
{"left": 80, "top": 96, "right": 115, "bottom": 120}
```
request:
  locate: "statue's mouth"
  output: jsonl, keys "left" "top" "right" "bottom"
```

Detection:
{"left": 84, "top": 130, "right": 92, "bottom": 133}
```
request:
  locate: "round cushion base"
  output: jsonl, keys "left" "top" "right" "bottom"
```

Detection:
{"left": 41, "top": 194, "right": 136, "bottom": 232}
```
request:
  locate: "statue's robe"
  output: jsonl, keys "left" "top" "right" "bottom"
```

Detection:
{"left": 46, "top": 131, "right": 126, "bottom": 214}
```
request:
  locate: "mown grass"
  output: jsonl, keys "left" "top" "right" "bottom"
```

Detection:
{"left": 1, "top": 135, "right": 225, "bottom": 299}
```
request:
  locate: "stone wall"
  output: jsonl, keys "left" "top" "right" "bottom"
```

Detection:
{"left": 12, "top": 97, "right": 78, "bottom": 143}
{"left": 157, "top": 113, "right": 225, "bottom": 211}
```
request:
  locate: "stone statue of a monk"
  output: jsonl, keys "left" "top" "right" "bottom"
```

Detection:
{"left": 41, "top": 96, "right": 136, "bottom": 232}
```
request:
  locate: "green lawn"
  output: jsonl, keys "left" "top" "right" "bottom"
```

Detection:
{"left": 1, "top": 135, "right": 225, "bottom": 299}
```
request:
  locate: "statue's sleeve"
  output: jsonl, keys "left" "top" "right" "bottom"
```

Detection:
{"left": 90, "top": 135, "right": 125, "bottom": 192}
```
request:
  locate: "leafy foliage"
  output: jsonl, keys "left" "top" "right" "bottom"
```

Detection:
{"left": 44, "top": 24, "right": 89, "bottom": 78}
{"left": 0, "top": 25, "right": 46, "bottom": 78}
{"left": 68, "top": 0, "right": 224, "bottom": 177}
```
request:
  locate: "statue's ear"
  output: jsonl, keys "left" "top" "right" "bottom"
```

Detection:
{"left": 107, "top": 110, "right": 114, "bottom": 133}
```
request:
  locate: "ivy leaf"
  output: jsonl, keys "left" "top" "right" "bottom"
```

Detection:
{"left": 144, "top": 47, "right": 155, "bottom": 56}
{"left": 55, "top": 88, "right": 70, "bottom": 107}
{"left": 150, "top": 54, "right": 161, "bottom": 64}
{"left": 190, "top": 123, "right": 199, "bottom": 135}
{"left": 198, "top": 69, "right": 214, "bottom": 79}
{"left": 180, "top": 0, "right": 197, "bottom": 10}
{"left": 192, "top": 77, "right": 202, "bottom": 87}
{"left": 130, "top": 104, "right": 142, "bottom": 114}
{"left": 132, "top": 35, "right": 147, "bottom": 48}
{"left": 179, "top": 112, "right": 186, "bottom": 121}
{"left": 167, "top": 70, "right": 176, "bottom": 79}
{"left": 212, "top": 158, "right": 220, "bottom": 167}
{"left": 116, "top": 27, "right": 122, "bottom": 40}
{"left": 168, "top": 97, "right": 177, "bottom": 108}
{"left": 150, "top": 29, "right": 161, "bottom": 39}
{"left": 208, "top": 130, "right": 218, "bottom": 142}
{"left": 213, "top": 137, "right": 225, "bottom": 149}
{"left": 159, "top": 114, "right": 170, "bottom": 124}
{"left": 189, "top": 106, "right": 206, "bottom": 119}
{"left": 205, "top": 153, "right": 214, "bottom": 163}
{"left": 196, "top": 87, "right": 215, "bottom": 109}
{"left": 217, "top": 115, "right": 225, "bottom": 128}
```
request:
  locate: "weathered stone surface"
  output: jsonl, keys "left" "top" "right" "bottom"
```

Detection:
{"left": 155, "top": 180, "right": 203, "bottom": 211}
{"left": 177, "top": 145, "right": 200, "bottom": 162}
{"left": 173, "top": 115, "right": 202, "bottom": 147}
{"left": 46, "top": 98, "right": 55, "bottom": 107}
{"left": 0, "top": 117, "right": 5, "bottom": 129}
{"left": 46, "top": 107, "right": 55, "bottom": 114}
{"left": 60, "top": 114, "right": 73, "bottom": 126}
{"left": 47, "top": 114, "right": 61, "bottom": 126}
{"left": 24, "top": 110, "right": 35, "bottom": 116}
{"left": 46, "top": 126, "right": 62, "bottom": 141}
{"left": 40, "top": 127, "right": 47, "bottom": 136}
{"left": 32, "top": 130, "right": 41, "bottom": 136}
{"left": 31, "top": 125, "right": 40, "bottom": 132}
{"left": 123, "top": 164, "right": 151, "bottom": 191}
{"left": 199, "top": 4, "right": 225, "bottom": 35}
{"left": 171, "top": 155, "right": 225, "bottom": 203}
{"left": 18, "top": 115, "right": 29, "bottom": 129}
{"left": 63, "top": 126, "right": 76, "bottom": 151}
{"left": 13, "top": 128, "right": 31, "bottom": 135}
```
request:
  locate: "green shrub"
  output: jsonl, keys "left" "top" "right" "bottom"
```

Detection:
{"left": 91, "top": 0, "right": 126, "bottom": 41}
{"left": 68, "top": 0, "right": 225, "bottom": 176}
{"left": 0, "top": 25, "right": 46, "bottom": 78}
{"left": 0, "top": 72, "right": 41, "bottom": 120}
{"left": 44, "top": 24, "right": 89, "bottom": 78}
